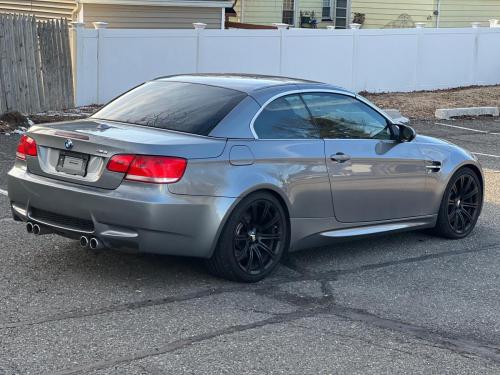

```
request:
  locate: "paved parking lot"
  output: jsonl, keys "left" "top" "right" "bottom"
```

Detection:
{"left": 0, "top": 119, "right": 499, "bottom": 374}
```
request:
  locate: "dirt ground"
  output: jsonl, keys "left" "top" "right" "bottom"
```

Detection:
{"left": 363, "top": 85, "right": 500, "bottom": 120}
{"left": 29, "top": 105, "right": 101, "bottom": 124}
{"left": 0, "top": 105, "right": 101, "bottom": 134}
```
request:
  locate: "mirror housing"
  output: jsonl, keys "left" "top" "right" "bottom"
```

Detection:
{"left": 391, "top": 124, "right": 416, "bottom": 142}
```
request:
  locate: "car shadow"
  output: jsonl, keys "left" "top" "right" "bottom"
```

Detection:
{"left": 39, "top": 201, "right": 496, "bottom": 289}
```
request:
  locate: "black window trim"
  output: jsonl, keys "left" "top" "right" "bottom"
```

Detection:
{"left": 250, "top": 89, "right": 395, "bottom": 140}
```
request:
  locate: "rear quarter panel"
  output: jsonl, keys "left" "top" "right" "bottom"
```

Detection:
{"left": 168, "top": 139, "right": 334, "bottom": 219}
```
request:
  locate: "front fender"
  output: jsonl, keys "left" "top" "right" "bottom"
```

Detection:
{"left": 417, "top": 138, "right": 484, "bottom": 214}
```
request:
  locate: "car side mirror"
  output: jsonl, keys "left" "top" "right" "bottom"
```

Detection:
{"left": 392, "top": 124, "right": 416, "bottom": 142}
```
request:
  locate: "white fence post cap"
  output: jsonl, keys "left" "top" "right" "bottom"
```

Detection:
{"left": 471, "top": 22, "right": 481, "bottom": 28}
{"left": 193, "top": 22, "right": 207, "bottom": 30}
{"left": 415, "top": 22, "right": 426, "bottom": 28}
{"left": 93, "top": 22, "right": 108, "bottom": 29}
{"left": 489, "top": 19, "right": 499, "bottom": 28}
{"left": 349, "top": 23, "right": 361, "bottom": 29}
{"left": 272, "top": 23, "right": 289, "bottom": 30}
{"left": 69, "top": 21, "right": 85, "bottom": 29}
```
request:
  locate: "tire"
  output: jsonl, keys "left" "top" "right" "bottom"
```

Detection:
{"left": 434, "top": 167, "right": 482, "bottom": 239}
{"left": 206, "top": 191, "right": 289, "bottom": 282}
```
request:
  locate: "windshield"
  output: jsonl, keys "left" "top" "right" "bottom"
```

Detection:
{"left": 92, "top": 81, "right": 247, "bottom": 136}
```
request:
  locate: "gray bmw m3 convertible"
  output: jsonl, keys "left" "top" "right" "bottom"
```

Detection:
{"left": 8, "top": 74, "right": 484, "bottom": 282}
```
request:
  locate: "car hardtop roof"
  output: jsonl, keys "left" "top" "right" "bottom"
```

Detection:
{"left": 153, "top": 73, "right": 351, "bottom": 95}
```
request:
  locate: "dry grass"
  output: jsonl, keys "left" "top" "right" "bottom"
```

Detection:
{"left": 362, "top": 85, "right": 500, "bottom": 120}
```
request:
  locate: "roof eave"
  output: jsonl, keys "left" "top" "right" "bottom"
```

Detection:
{"left": 77, "top": 0, "right": 232, "bottom": 7}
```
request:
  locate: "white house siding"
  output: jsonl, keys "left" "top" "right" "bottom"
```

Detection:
{"left": 81, "top": 4, "right": 223, "bottom": 28}
{"left": 0, "top": 0, "right": 75, "bottom": 19}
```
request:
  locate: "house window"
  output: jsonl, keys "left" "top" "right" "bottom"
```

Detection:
{"left": 322, "top": 0, "right": 332, "bottom": 20}
{"left": 282, "top": 0, "right": 295, "bottom": 25}
{"left": 334, "top": 0, "right": 349, "bottom": 28}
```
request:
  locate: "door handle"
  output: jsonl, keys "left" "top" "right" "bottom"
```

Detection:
{"left": 331, "top": 152, "right": 351, "bottom": 163}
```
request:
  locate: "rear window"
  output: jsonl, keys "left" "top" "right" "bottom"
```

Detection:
{"left": 92, "top": 81, "right": 247, "bottom": 136}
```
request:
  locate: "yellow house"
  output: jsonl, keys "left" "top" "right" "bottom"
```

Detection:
{"left": 231, "top": 0, "right": 500, "bottom": 28}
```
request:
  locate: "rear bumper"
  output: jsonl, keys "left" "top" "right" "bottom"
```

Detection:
{"left": 7, "top": 163, "right": 236, "bottom": 258}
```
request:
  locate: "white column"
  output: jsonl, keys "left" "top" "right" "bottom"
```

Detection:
{"left": 193, "top": 23, "right": 207, "bottom": 73}
{"left": 272, "top": 24, "right": 288, "bottom": 75}
{"left": 69, "top": 22, "right": 86, "bottom": 106}
{"left": 351, "top": 27, "right": 359, "bottom": 91}
{"left": 93, "top": 22, "right": 108, "bottom": 104}
{"left": 471, "top": 23, "right": 480, "bottom": 85}
{"left": 413, "top": 24, "right": 425, "bottom": 91}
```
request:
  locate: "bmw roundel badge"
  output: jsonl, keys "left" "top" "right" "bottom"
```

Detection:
{"left": 64, "top": 139, "right": 73, "bottom": 150}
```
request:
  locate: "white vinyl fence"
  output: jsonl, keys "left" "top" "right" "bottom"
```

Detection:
{"left": 72, "top": 23, "right": 500, "bottom": 106}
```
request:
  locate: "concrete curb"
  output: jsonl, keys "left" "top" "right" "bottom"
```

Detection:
{"left": 435, "top": 107, "right": 500, "bottom": 120}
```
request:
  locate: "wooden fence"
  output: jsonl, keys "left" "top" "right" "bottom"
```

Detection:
{"left": 0, "top": 14, "right": 73, "bottom": 114}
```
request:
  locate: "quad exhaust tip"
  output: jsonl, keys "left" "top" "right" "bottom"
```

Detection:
{"left": 79, "top": 236, "right": 89, "bottom": 248}
{"left": 89, "top": 237, "right": 103, "bottom": 250}
{"left": 32, "top": 223, "right": 51, "bottom": 235}
{"left": 27, "top": 221, "right": 52, "bottom": 235}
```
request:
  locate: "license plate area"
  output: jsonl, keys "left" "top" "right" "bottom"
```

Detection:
{"left": 56, "top": 151, "right": 89, "bottom": 177}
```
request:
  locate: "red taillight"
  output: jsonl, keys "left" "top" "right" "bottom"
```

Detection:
{"left": 106, "top": 154, "right": 187, "bottom": 184}
{"left": 106, "top": 154, "right": 135, "bottom": 173}
{"left": 16, "top": 135, "right": 37, "bottom": 160}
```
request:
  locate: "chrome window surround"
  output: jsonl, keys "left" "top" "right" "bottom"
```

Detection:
{"left": 249, "top": 89, "right": 395, "bottom": 140}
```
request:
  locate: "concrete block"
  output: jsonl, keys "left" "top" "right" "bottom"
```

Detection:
{"left": 383, "top": 109, "right": 410, "bottom": 124}
{"left": 435, "top": 107, "right": 499, "bottom": 120}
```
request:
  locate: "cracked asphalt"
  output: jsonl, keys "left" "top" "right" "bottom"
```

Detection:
{"left": 0, "top": 118, "right": 499, "bottom": 374}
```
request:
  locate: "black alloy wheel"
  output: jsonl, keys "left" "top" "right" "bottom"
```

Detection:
{"left": 435, "top": 167, "right": 482, "bottom": 239}
{"left": 233, "top": 199, "right": 285, "bottom": 275}
{"left": 447, "top": 174, "right": 481, "bottom": 235}
{"left": 206, "top": 192, "right": 288, "bottom": 282}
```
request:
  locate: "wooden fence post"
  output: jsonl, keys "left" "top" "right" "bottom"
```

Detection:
{"left": 0, "top": 14, "right": 10, "bottom": 113}
{"left": 32, "top": 16, "right": 45, "bottom": 111}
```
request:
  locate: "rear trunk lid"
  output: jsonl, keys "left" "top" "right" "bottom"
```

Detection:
{"left": 26, "top": 119, "right": 227, "bottom": 189}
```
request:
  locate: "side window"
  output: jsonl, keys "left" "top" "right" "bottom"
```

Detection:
{"left": 253, "top": 95, "right": 319, "bottom": 139}
{"left": 301, "top": 93, "right": 391, "bottom": 140}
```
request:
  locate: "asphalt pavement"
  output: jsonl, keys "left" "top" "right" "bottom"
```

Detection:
{"left": 0, "top": 118, "right": 499, "bottom": 374}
